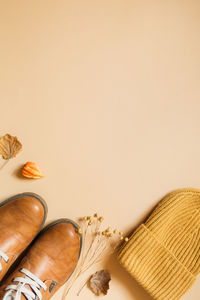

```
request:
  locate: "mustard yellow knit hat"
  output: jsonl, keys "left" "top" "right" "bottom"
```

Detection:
{"left": 118, "top": 188, "right": 200, "bottom": 300}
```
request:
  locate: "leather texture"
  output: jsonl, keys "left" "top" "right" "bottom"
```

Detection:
{"left": 0, "top": 193, "right": 47, "bottom": 281}
{"left": 0, "top": 219, "right": 82, "bottom": 299}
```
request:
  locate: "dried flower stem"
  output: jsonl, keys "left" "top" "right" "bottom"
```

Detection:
{"left": 76, "top": 280, "right": 88, "bottom": 296}
{"left": 0, "top": 160, "right": 8, "bottom": 170}
{"left": 62, "top": 214, "right": 127, "bottom": 298}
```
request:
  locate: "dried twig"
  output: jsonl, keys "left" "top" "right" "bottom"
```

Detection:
{"left": 62, "top": 213, "right": 129, "bottom": 298}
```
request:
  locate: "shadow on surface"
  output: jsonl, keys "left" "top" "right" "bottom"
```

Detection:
{"left": 103, "top": 192, "right": 172, "bottom": 300}
{"left": 12, "top": 164, "right": 26, "bottom": 179}
{"left": 105, "top": 255, "right": 153, "bottom": 300}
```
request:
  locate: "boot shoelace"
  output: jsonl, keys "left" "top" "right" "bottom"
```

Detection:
{"left": 0, "top": 250, "right": 9, "bottom": 272}
{"left": 3, "top": 268, "right": 47, "bottom": 300}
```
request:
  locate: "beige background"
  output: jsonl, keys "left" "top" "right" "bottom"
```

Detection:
{"left": 0, "top": 0, "right": 200, "bottom": 299}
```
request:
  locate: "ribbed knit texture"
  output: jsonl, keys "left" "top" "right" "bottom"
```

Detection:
{"left": 118, "top": 188, "right": 200, "bottom": 300}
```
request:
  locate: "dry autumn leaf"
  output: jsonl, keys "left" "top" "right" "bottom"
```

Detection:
{"left": 89, "top": 270, "right": 111, "bottom": 296}
{"left": 0, "top": 134, "right": 22, "bottom": 160}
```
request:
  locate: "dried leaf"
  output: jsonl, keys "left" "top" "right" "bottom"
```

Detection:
{"left": 89, "top": 270, "right": 111, "bottom": 296}
{"left": 0, "top": 134, "right": 22, "bottom": 160}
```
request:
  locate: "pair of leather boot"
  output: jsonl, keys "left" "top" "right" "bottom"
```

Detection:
{"left": 0, "top": 193, "right": 82, "bottom": 299}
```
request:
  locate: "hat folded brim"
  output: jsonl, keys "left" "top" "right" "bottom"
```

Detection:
{"left": 118, "top": 224, "right": 195, "bottom": 300}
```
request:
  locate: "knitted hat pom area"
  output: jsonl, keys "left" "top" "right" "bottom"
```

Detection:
{"left": 118, "top": 188, "right": 200, "bottom": 300}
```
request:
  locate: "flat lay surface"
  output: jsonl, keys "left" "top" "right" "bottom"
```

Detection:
{"left": 0, "top": 1, "right": 200, "bottom": 299}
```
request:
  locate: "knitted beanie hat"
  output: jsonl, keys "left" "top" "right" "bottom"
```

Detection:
{"left": 118, "top": 188, "right": 200, "bottom": 300}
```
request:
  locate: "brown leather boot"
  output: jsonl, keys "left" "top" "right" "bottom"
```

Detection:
{"left": 0, "top": 193, "right": 47, "bottom": 281}
{"left": 0, "top": 219, "right": 82, "bottom": 300}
